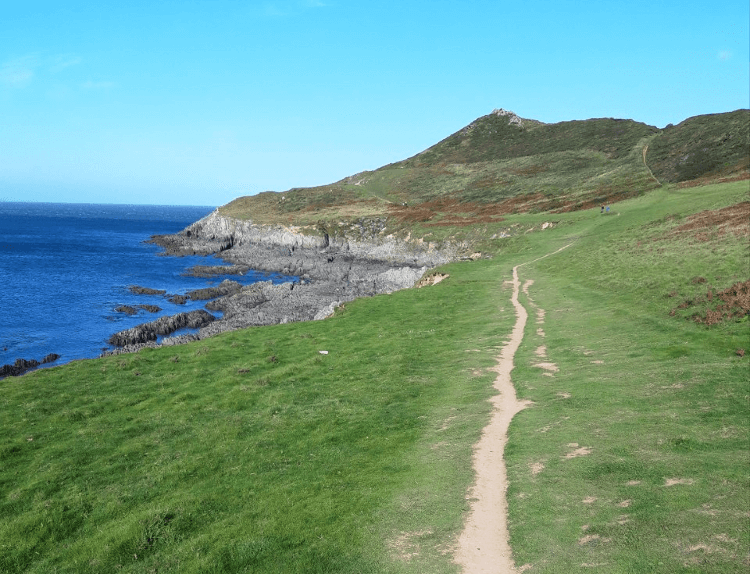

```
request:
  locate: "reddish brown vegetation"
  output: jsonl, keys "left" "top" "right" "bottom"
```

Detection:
{"left": 387, "top": 184, "right": 653, "bottom": 226}
{"left": 387, "top": 197, "right": 510, "bottom": 226}
{"left": 670, "top": 280, "right": 750, "bottom": 325}
{"left": 299, "top": 198, "right": 380, "bottom": 214}
{"left": 489, "top": 185, "right": 645, "bottom": 215}
{"left": 675, "top": 169, "right": 750, "bottom": 190}
{"left": 671, "top": 201, "right": 750, "bottom": 240}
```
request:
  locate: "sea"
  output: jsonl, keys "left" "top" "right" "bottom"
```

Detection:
{"left": 0, "top": 202, "right": 293, "bottom": 371}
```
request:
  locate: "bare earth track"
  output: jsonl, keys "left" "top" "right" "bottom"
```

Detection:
{"left": 455, "top": 245, "right": 571, "bottom": 574}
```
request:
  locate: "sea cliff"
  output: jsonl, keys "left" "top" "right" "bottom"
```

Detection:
{"left": 104, "top": 210, "right": 466, "bottom": 354}
{"left": 150, "top": 209, "right": 461, "bottom": 268}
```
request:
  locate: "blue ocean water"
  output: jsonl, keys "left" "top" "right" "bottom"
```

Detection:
{"left": 0, "top": 202, "right": 292, "bottom": 370}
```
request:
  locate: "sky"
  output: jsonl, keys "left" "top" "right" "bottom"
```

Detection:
{"left": 1, "top": 0, "right": 748, "bottom": 206}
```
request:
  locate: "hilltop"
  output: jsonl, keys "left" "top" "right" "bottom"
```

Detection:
{"left": 219, "top": 108, "right": 749, "bottom": 232}
{"left": 0, "top": 103, "right": 747, "bottom": 572}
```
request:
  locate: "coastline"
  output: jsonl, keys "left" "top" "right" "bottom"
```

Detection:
{"left": 0, "top": 208, "right": 468, "bottom": 376}
{"left": 0, "top": 203, "right": 212, "bottom": 378}
{"left": 103, "top": 210, "right": 467, "bottom": 355}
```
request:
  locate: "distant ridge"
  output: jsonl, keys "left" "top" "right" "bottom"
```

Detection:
{"left": 219, "top": 109, "right": 749, "bottom": 227}
{"left": 647, "top": 109, "right": 749, "bottom": 183}
{"left": 399, "top": 110, "right": 656, "bottom": 166}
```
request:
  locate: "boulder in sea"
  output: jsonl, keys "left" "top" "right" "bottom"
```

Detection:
{"left": 41, "top": 353, "right": 60, "bottom": 364}
{"left": 128, "top": 285, "right": 166, "bottom": 296}
{"left": 115, "top": 305, "right": 138, "bottom": 315}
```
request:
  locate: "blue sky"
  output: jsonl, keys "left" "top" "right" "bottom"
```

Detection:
{"left": 1, "top": 0, "right": 747, "bottom": 206}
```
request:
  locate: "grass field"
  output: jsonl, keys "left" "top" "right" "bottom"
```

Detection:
{"left": 1, "top": 181, "right": 747, "bottom": 573}
{"left": 503, "top": 181, "right": 749, "bottom": 573}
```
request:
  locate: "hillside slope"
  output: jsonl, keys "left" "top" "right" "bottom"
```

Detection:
{"left": 2, "top": 181, "right": 747, "bottom": 573}
{"left": 219, "top": 109, "right": 749, "bottom": 231}
{"left": 647, "top": 109, "right": 750, "bottom": 183}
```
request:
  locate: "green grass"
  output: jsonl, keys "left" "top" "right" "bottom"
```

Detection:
{"left": 1, "top": 180, "right": 748, "bottom": 572}
{"left": 1, "top": 257, "right": 515, "bottom": 573}
{"left": 501, "top": 181, "right": 749, "bottom": 572}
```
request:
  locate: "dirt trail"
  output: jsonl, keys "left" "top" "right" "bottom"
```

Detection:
{"left": 454, "top": 263, "right": 530, "bottom": 573}
{"left": 642, "top": 144, "right": 661, "bottom": 185}
{"left": 455, "top": 245, "right": 571, "bottom": 574}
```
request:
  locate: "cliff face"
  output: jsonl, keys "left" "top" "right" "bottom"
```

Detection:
{"left": 107, "top": 211, "right": 464, "bottom": 355}
{"left": 164, "top": 209, "right": 461, "bottom": 268}
{"left": 183, "top": 210, "right": 327, "bottom": 250}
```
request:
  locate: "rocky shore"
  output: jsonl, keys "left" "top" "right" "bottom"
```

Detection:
{"left": 104, "top": 210, "right": 467, "bottom": 355}
{"left": 107, "top": 309, "right": 217, "bottom": 347}
{"left": 0, "top": 354, "right": 60, "bottom": 379}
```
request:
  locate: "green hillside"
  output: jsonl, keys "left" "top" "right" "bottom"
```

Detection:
{"left": 2, "top": 109, "right": 748, "bottom": 573}
{"left": 2, "top": 180, "right": 747, "bottom": 573}
{"left": 220, "top": 109, "right": 748, "bottom": 229}
{"left": 647, "top": 109, "right": 750, "bottom": 183}
{"left": 399, "top": 112, "right": 655, "bottom": 165}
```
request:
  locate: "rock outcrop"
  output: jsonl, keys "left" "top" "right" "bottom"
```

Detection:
{"left": 149, "top": 209, "right": 461, "bottom": 269}
{"left": 0, "top": 353, "right": 60, "bottom": 379}
{"left": 107, "top": 309, "right": 216, "bottom": 347}
{"left": 115, "top": 304, "right": 162, "bottom": 315}
{"left": 115, "top": 305, "right": 138, "bottom": 315}
{"left": 182, "top": 264, "right": 250, "bottom": 277}
{"left": 106, "top": 210, "right": 463, "bottom": 355}
{"left": 184, "top": 279, "right": 243, "bottom": 301}
{"left": 128, "top": 285, "right": 166, "bottom": 296}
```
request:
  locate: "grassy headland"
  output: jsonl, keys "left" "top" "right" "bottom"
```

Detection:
{"left": 1, "top": 109, "right": 748, "bottom": 573}
{"left": 218, "top": 109, "right": 748, "bottom": 233}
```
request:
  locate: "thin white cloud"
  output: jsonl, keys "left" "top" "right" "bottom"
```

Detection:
{"left": 264, "top": 0, "right": 330, "bottom": 17}
{"left": 50, "top": 54, "right": 82, "bottom": 72}
{"left": 717, "top": 50, "right": 732, "bottom": 61}
{"left": 264, "top": 2, "right": 289, "bottom": 17}
{"left": 1, "top": 53, "right": 83, "bottom": 89}
{"left": 0, "top": 54, "right": 40, "bottom": 88}
{"left": 81, "top": 80, "right": 115, "bottom": 90}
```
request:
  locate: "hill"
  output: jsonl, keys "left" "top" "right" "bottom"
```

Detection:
{"left": 647, "top": 109, "right": 750, "bottom": 184}
{"left": 0, "top": 110, "right": 750, "bottom": 574}
{"left": 2, "top": 180, "right": 747, "bottom": 573}
{"left": 1, "top": 108, "right": 747, "bottom": 573}
{"left": 219, "top": 109, "right": 749, "bottom": 230}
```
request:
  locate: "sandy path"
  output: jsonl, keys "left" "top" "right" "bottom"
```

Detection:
{"left": 454, "top": 263, "right": 531, "bottom": 573}
{"left": 455, "top": 245, "right": 572, "bottom": 573}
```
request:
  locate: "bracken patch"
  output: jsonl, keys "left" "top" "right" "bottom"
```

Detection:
{"left": 670, "top": 280, "right": 750, "bottom": 325}
{"left": 670, "top": 201, "right": 750, "bottom": 240}
{"left": 387, "top": 197, "right": 509, "bottom": 226}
